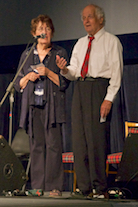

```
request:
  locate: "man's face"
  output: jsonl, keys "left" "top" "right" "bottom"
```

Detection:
{"left": 82, "top": 5, "right": 103, "bottom": 36}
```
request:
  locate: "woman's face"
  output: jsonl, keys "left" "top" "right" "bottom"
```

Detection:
{"left": 34, "top": 21, "right": 53, "bottom": 47}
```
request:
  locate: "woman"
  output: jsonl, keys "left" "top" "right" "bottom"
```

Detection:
{"left": 14, "top": 14, "right": 70, "bottom": 197}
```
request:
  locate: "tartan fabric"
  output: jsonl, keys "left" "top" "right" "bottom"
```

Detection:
{"left": 81, "top": 36, "right": 94, "bottom": 78}
{"left": 107, "top": 127, "right": 138, "bottom": 165}
{"left": 106, "top": 152, "right": 122, "bottom": 164}
{"left": 128, "top": 127, "right": 138, "bottom": 134}
{"left": 63, "top": 128, "right": 137, "bottom": 165}
{"left": 62, "top": 152, "right": 74, "bottom": 163}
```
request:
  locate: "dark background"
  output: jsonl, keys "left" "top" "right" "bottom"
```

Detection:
{"left": 0, "top": 33, "right": 138, "bottom": 154}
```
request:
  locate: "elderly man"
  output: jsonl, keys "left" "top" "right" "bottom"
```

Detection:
{"left": 56, "top": 4, "right": 123, "bottom": 198}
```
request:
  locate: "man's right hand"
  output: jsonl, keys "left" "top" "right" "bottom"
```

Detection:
{"left": 56, "top": 55, "right": 68, "bottom": 74}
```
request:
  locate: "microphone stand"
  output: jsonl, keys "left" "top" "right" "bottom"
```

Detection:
{"left": 9, "top": 87, "right": 15, "bottom": 146}
{"left": 0, "top": 39, "right": 37, "bottom": 146}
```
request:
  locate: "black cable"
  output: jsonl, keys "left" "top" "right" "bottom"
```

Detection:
{"left": 124, "top": 170, "right": 138, "bottom": 187}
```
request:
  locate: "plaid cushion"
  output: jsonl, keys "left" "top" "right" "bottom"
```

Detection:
{"left": 62, "top": 152, "right": 74, "bottom": 163}
{"left": 128, "top": 128, "right": 138, "bottom": 134}
{"left": 106, "top": 152, "right": 122, "bottom": 164}
{"left": 107, "top": 127, "right": 138, "bottom": 165}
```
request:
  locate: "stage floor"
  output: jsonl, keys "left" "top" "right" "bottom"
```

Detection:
{"left": 0, "top": 192, "right": 138, "bottom": 207}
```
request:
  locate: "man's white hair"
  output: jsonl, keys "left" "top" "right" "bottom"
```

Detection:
{"left": 81, "top": 4, "right": 106, "bottom": 26}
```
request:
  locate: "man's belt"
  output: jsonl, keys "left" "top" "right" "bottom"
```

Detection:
{"left": 77, "top": 77, "right": 108, "bottom": 81}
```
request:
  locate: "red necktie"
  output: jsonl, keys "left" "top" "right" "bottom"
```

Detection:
{"left": 81, "top": 36, "right": 94, "bottom": 78}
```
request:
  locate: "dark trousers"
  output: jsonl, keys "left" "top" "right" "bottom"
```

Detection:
{"left": 30, "top": 107, "right": 64, "bottom": 191}
{"left": 72, "top": 79, "right": 110, "bottom": 193}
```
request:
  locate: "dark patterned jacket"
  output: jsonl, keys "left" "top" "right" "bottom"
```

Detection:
{"left": 14, "top": 43, "right": 70, "bottom": 136}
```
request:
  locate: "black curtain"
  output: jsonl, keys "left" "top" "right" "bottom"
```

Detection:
{"left": 1, "top": 36, "right": 138, "bottom": 154}
{"left": 1, "top": 64, "right": 138, "bottom": 153}
{"left": 0, "top": 74, "right": 22, "bottom": 142}
{"left": 110, "top": 64, "right": 138, "bottom": 153}
{"left": 1, "top": 57, "right": 138, "bottom": 192}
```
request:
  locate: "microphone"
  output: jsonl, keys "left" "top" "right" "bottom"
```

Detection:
{"left": 34, "top": 33, "right": 46, "bottom": 39}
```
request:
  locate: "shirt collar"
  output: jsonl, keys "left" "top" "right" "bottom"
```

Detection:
{"left": 87, "top": 27, "right": 105, "bottom": 41}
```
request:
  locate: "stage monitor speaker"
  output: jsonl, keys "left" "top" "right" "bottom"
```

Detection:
{"left": 0, "top": 135, "right": 27, "bottom": 195}
{"left": 116, "top": 133, "right": 138, "bottom": 183}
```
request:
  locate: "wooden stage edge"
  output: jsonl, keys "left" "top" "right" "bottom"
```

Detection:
{"left": 0, "top": 192, "right": 138, "bottom": 207}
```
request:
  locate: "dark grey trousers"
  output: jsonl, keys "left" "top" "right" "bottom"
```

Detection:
{"left": 72, "top": 79, "right": 110, "bottom": 194}
{"left": 30, "top": 107, "right": 64, "bottom": 191}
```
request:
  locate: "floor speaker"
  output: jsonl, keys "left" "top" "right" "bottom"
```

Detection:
{"left": 116, "top": 133, "right": 138, "bottom": 183}
{"left": 0, "top": 135, "right": 27, "bottom": 194}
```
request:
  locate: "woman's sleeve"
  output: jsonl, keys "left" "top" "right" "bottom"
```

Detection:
{"left": 14, "top": 51, "right": 27, "bottom": 92}
{"left": 58, "top": 48, "right": 70, "bottom": 91}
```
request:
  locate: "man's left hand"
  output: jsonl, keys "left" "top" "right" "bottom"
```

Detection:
{"left": 100, "top": 100, "right": 112, "bottom": 118}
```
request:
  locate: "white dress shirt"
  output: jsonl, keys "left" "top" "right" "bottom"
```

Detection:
{"left": 61, "top": 27, "right": 123, "bottom": 102}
